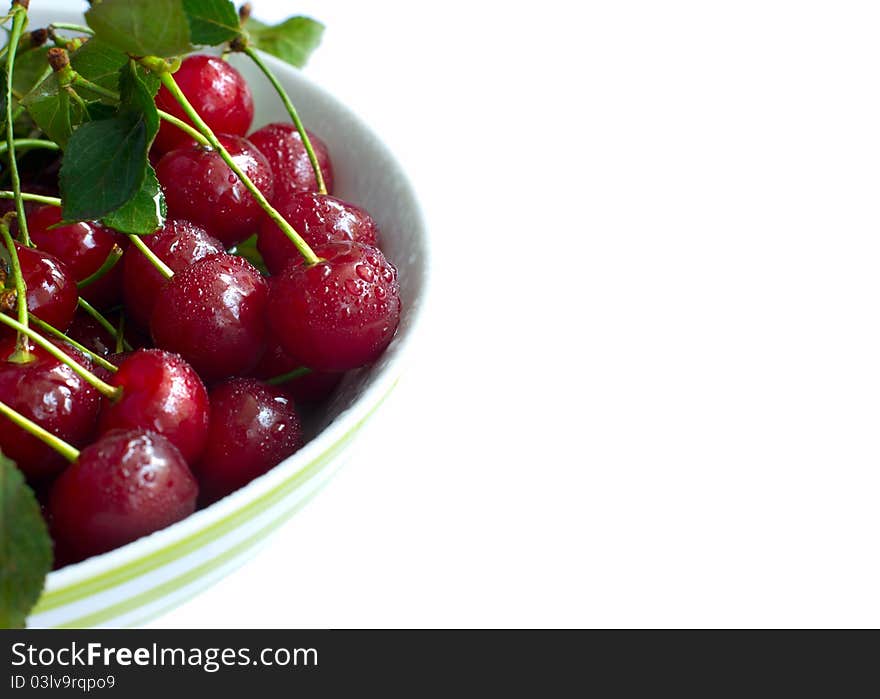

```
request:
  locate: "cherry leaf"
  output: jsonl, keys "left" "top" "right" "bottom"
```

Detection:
{"left": 244, "top": 16, "right": 324, "bottom": 68}
{"left": 0, "top": 450, "right": 52, "bottom": 629}
{"left": 21, "top": 75, "right": 84, "bottom": 148}
{"left": 60, "top": 113, "right": 148, "bottom": 221}
{"left": 102, "top": 166, "right": 166, "bottom": 235}
{"left": 85, "top": 0, "right": 194, "bottom": 59}
{"left": 183, "top": 0, "right": 241, "bottom": 46}
{"left": 70, "top": 39, "right": 129, "bottom": 92}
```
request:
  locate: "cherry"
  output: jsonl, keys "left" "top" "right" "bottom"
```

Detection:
{"left": 2, "top": 243, "right": 78, "bottom": 334}
{"left": 249, "top": 123, "right": 334, "bottom": 198}
{"left": 27, "top": 205, "right": 125, "bottom": 309}
{"left": 252, "top": 340, "right": 343, "bottom": 404}
{"left": 267, "top": 241, "right": 401, "bottom": 372}
{"left": 257, "top": 191, "right": 380, "bottom": 275}
{"left": 194, "top": 378, "right": 303, "bottom": 505}
{"left": 153, "top": 55, "right": 254, "bottom": 155}
{"left": 48, "top": 429, "right": 198, "bottom": 562}
{"left": 0, "top": 339, "right": 100, "bottom": 481}
{"left": 122, "top": 219, "right": 224, "bottom": 330}
{"left": 156, "top": 135, "right": 274, "bottom": 247}
{"left": 150, "top": 254, "right": 269, "bottom": 383}
{"left": 98, "top": 349, "right": 210, "bottom": 464}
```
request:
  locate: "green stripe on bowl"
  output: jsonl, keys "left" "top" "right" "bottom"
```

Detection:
{"left": 119, "top": 459, "right": 343, "bottom": 629}
{"left": 33, "top": 378, "right": 397, "bottom": 616}
{"left": 56, "top": 491, "right": 324, "bottom": 628}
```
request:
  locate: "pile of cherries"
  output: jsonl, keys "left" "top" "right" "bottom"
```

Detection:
{"left": 0, "top": 55, "right": 401, "bottom": 566}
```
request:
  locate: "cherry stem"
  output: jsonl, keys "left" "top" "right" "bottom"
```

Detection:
{"left": 28, "top": 312, "right": 117, "bottom": 373}
{"left": 0, "top": 190, "right": 62, "bottom": 206}
{"left": 265, "top": 366, "right": 311, "bottom": 386}
{"left": 48, "top": 22, "right": 93, "bottom": 36}
{"left": 4, "top": 4, "right": 31, "bottom": 247}
{"left": 0, "top": 399, "right": 80, "bottom": 462}
{"left": 127, "top": 234, "right": 173, "bottom": 279}
{"left": 152, "top": 65, "right": 321, "bottom": 266}
{"left": 0, "top": 138, "right": 60, "bottom": 156}
{"left": 77, "top": 297, "right": 133, "bottom": 352}
{"left": 76, "top": 243, "right": 123, "bottom": 289}
{"left": 241, "top": 45, "right": 327, "bottom": 195}
{"left": 156, "top": 110, "right": 211, "bottom": 146}
{"left": 67, "top": 72, "right": 211, "bottom": 147}
{"left": 115, "top": 313, "right": 125, "bottom": 354}
{"left": 0, "top": 312, "right": 120, "bottom": 398}
{"left": 0, "top": 215, "right": 31, "bottom": 362}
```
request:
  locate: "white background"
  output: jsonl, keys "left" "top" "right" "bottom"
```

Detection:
{"left": 134, "top": 0, "right": 880, "bottom": 627}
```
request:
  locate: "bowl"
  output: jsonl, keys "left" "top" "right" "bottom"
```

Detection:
{"left": 24, "top": 5, "right": 430, "bottom": 628}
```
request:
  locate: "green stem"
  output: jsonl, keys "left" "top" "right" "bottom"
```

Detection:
{"left": 0, "top": 399, "right": 79, "bottom": 462}
{"left": 0, "top": 313, "right": 120, "bottom": 398}
{"left": 127, "top": 235, "right": 172, "bottom": 279}
{"left": 0, "top": 217, "right": 30, "bottom": 362}
{"left": 265, "top": 366, "right": 311, "bottom": 386}
{"left": 77, "top": 297, "right": 133, "bottom": 352}
{"left": 77, "top": 244, "right": 123, "bottom": 289}
{"left": 0, "top": 191, "right": 62, "bottom": 206}
{"left": 242, "top": 45, "right": 327, "bottom": 195}
{"left": 157, "top": 110, "right": 210, "bottom": 146}
{"left": 5, "top": 5, "right": 31, "bottom": 247}
{"left": 68, "top": 72, "right": 210, "bottom": 147}
{"left": 115, "top": 313, "right": 125, "bottom": 354}
{"left": 153, "top": 66, "right": 320, "bottom": 265}
{"left": 69, "top": 73, "right": 117, "bottom": 102}
{"left": 48, "top": 22, "right": 93, "bottom": 36}
{"left": 28, "top": 312, "right": 117, "bottom": 373}
{"left": 0, "top": 138, "right": 60, "bottom": 156}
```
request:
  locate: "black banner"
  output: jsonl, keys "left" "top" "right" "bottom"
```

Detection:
{"left": 0, "top": 629, "right": 874, "bottom": 695}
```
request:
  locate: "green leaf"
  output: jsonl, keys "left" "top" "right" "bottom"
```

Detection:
{"left": 183, "top": 0, "right": 240, "bottom": 46}
{"left": 86, "top": 101, "right": 117, "bottom": 121}
{"left": 0, "top": 450, "right": 53, "bottom": 629}
{"left": 245, "top": 16, "right": 324, "bottom": 68}
{"left": 229, "top": 233, "right": 267, "bottom": 274}
{"left": 70, "top": 39, "right": 128, "bottom": 92}
{"left": 21, "top": 76, "right": 84, "bottom": 147}
{"left": 85, "top": 0, "right": 193, "bottom": 58}
{"left": 119, "top": 61, "right": 159, "bottom": 144}
{"left": 59, "top": 113, "right": 148, "bottom": 221}
{"left": 12, "top": 46, "right": 51, "bottom": 97}
{"left": 102, "top": 166, "right": 166, "bottom": 235}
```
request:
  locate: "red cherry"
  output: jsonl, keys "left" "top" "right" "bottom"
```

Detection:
{"left": 122, "top": 219, "right": 224, "bottom": 330}
{"left": 257, "top": 192, "right": 380, "bottom": 275}
{"left": 252, "top": 340, "right": 343, "bottom": 404}
{"left": 267, "top": 242, "right": 401, "bottom": 372}
{"left": 156, "top": 135, "right": 274, "bottom": 247}
{"left": 194, "top": 378, "right": 303, "bottom": 505}
{"left": 150, "top": 254, "right": 269, "bottom": 383}
{"left": 27, "top": 206, "right": 124, "bottom": 309}
{"left": 153, "top": 55, "right": 254, "bottom": 155}
{"left": 249, "top": 123, "right": 334, "bottom": 198}
{"left": 1, "top": 243, "right": 78, "bottom": 334}
{"left": 99, "top": 349, "right": 210, "bottom": 464}
{"left": 0, "top": 339, "right": 100, "bottom": 481}
{"left": 49, "top": 429, "right": 198, "bottom": 562}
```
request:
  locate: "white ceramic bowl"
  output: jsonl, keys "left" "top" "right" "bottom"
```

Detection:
{"left": 24, "top": 5, "right": 430, "bottom": 628}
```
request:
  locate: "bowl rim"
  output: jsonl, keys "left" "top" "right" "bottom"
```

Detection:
{"left": 31, "top": 14, "right": 432, "bottom": 603}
